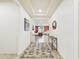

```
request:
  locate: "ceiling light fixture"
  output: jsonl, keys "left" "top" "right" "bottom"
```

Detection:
{"left": 38, "top": 9, "right": 42, "bottom": 13}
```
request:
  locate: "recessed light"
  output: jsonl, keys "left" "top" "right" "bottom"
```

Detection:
{"left": 39, "top": 9, "right": 42, "bottom": 13}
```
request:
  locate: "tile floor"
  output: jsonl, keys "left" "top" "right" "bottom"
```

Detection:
{"left": 14, "top": 51, "right": 63, "bottom": 59}
{"left": 0, "top": 53, "right": 63, "bottom": 59}
{"left": 20, "top": 42, "right": 54, "bottom": 58}
{"left": 16, "top": 42, "right": 63, "bottom": 59}
{"left": 0, "top": 41, "right": 63, "bottom": 59}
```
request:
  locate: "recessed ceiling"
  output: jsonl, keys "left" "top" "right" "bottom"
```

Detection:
{"left": 19, "top": 0, "right": 62, "bottom": 18}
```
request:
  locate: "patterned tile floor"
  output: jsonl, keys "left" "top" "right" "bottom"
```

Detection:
{"left": 16, "top": 42, "right": 63, "bottom": 59}
{"left": 14, "top": 50, "right": 63, "bottom": 59}
{"left": 20, "top": 42, "right": 53, "bottom": 58}
{"left": 0, "top": 42, "right": 63, "bottom": 59}
{"left": 0, "top": 43, "right": 63, "bottom": 59}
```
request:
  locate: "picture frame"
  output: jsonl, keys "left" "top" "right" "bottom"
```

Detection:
{"left": 52, "top": 20, "right": 57, "bottom": 30}
{"left": 24, "top": 18, "right": 30, "bottom": 31}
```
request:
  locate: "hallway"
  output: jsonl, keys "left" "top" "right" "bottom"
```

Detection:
{"left": 16, "top": 0, "right": 63, "bottom": 58}
{"left": 0, "top": 0, "right": 76, "bottom": 59}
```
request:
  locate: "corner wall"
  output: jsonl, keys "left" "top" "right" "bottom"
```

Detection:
{"left": 49, "top": 0, "right": 74, "bottom": 59}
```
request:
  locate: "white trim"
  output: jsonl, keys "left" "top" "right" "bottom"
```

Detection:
{"left": 74, "top": 0, "right": 78, "bottom": 59}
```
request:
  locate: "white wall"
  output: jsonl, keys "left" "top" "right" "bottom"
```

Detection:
{"left": 76, "top": 0, "right": 79, "bottom": 59}
{"left": 16, "top": 1, "right": 33, "bottom": 55}
{"left": 78, "top": 0, "right": 79, "bottom": 59}
{"left": 49, "top": 0, "right": 74, "bottom": 59}
{"left": 0, "top": 1, "right": 33, "bottom": 54}
{"left": 0, "top": 2, "right": 20, "bottom": 54}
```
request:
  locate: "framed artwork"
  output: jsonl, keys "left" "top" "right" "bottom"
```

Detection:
{"left": 52, "top": 20, "right": 57, "bottom": 30}
{"left": 44, "top": 26, "right": 49, "bottom": 32}
{"left": 24, "top": 18, "right": 30, "bottom": 31}
{"left": 35, "top": 26, "right": 38, "bottom": 33}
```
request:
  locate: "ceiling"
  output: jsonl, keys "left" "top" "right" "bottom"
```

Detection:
{"left": 19, "top": 0, "right": 62, "bottom": 19}
{"left": 0, "top": 0, "right": 62, "bottom": 20}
